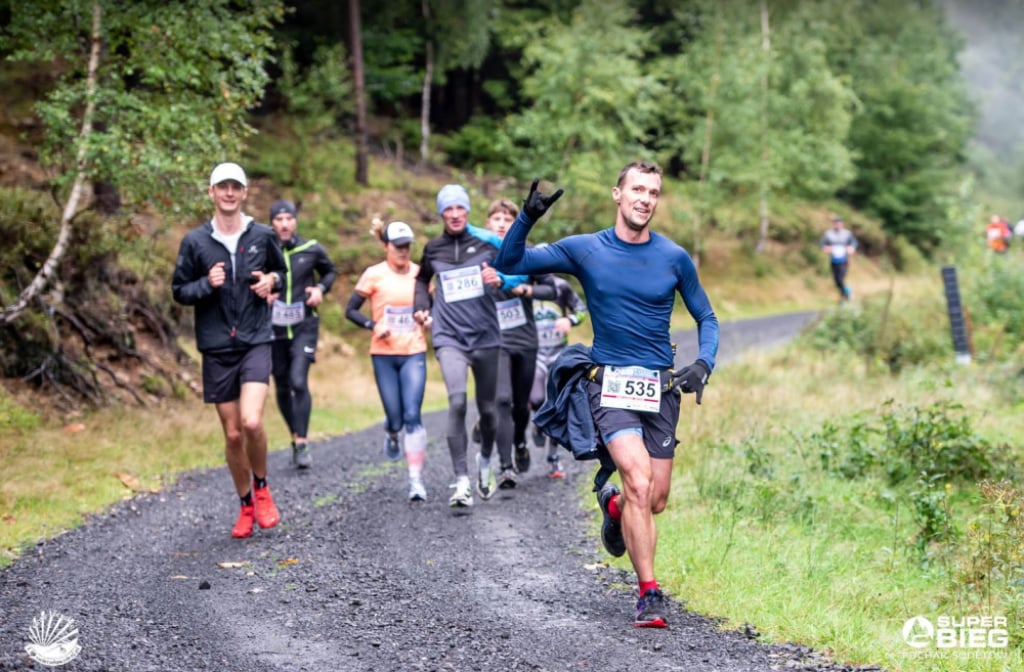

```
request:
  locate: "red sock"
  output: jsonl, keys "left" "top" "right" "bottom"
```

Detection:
{"left": 608, "top": 493, "right": 622, "bottom": 521}
{"left": 639, "top": 580, "right": 659, "bottom": 595}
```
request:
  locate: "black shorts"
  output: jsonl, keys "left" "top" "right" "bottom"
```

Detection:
{"left": 586, "top": 380, "right": 681, "bottom": 459}
{"left": 201, "top": 343, "right": 272, "bottom": 404}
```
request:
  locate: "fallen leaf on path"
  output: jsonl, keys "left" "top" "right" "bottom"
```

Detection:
{"left": 170, "top": 575, "right": 191, "bottom": 580}
{"left": 584, "top": 562, "right": 610, "bottom": 571}
{"left": 277, "top": 557, "right": 299, "bottom": 567}
{"left": 114, "top": 472, "right": 141, "bottom": 491}
{"left": 216, "top": 561, "right": 250, "bottom": 569}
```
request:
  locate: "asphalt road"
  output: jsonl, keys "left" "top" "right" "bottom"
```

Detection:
{"left": 0, "top": 310, "right": 888, "bottom": 672}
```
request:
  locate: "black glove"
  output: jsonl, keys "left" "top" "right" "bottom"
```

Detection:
{"left": 669, "top": 360, "right": 710, "bottom": 404}
{"left": 522, "top": 178, "right": 564, "bottom": 220}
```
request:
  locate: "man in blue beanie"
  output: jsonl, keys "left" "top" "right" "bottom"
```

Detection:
{"left": 413, "top": 184, "right": 506, "bottom": 507}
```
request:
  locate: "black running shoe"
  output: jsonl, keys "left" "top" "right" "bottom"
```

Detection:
{"left": 634, "top": 589, "right": 668, "bottom": 628}
{"left": 597, "top": 482, "right": 626, "bottom": 557}
{"left": 514, "top": 443, "right": 531, "bottom": 474}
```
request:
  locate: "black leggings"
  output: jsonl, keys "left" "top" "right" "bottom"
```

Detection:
{"left": 494, "top": 348, "right": 537, "bottom": 466}
{"left": 830, "top": 261, "right": 849, "bottom": 296}
{"left": 271, "top": 327, "right": 317, "bottom": 439}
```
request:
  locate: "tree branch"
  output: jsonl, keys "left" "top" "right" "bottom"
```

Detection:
{"left": 1, "top": 1, "right": 102, "bottom": 324}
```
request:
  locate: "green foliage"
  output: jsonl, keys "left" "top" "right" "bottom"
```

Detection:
{"left": 266, "top": 40, "right": 355, "bottom": 194}
{"left": 0, "top": 188, "right": 61, "bottom": 303}
{"left": 2, "top": 0, "right": 286, "bottom": 221}
{"left": 807, "top": 293, "right": 948, "bottom": 373}
{"left": 501, "top": 0, "right": 663, "bottom": 212}
{"left": 957, "top": 480, "right": 1024, "bottom": 643}
{"left": 964, "top": 255, "right": 1024, "bottom": 348}
{"left": 440, "top": 117, "right": 510, "bottom": 173}
{"left": 814, "top": 399, "right": 1005, "bottom": 487}
{"left": 824, "top": 1, "right": 974, "bottom": 251}
{"left": 0, "top": 388, "right": 39, "bottom": 433}
{"left": 909, "top": 472, "right": 956, "bottom": 558}
{"left": 657, "top": 1, "right": 856, "bottom": 221}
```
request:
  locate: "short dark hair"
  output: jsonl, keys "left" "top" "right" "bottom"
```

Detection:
{"left": 617, "top": 160, "right": 662, "bottom": 187}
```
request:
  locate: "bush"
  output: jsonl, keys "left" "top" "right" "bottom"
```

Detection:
{"left": 966, "top": 255, "right": 1024, "bottom": 347}
{"left": 812, "top": 399, "right": 1008, "bottom": 487}
{"left": 806, "top": 293, "right": 948, "bottom": 373}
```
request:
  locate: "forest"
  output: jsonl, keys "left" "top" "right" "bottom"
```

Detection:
{"left": 0, "top": 1, "right": 985, "bottom": 401}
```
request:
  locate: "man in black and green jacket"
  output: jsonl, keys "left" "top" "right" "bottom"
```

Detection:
{"left": 267, "top": 199, "right": 337, "bottom": 469}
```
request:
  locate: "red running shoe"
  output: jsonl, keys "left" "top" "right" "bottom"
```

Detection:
{"left": 231, "top": 504, "right": 255, "bottom": 539}
{"left": 253, "top": 484, "right": 280, "bottom": 529}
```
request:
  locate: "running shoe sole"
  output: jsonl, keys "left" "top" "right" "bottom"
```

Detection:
{"left": 635, "top": 589, "right": 669, "bottom": 628}
{"left": 598, "top": 483, "right": 626, "bottom": 557}
{"left": 514, "top": 445, "right": 531, "bottom": 474}
{"left": 497, "top": 468, "right": 518, "bottom": 490}
{"left": 476, "top": 455, "right": 496, "bottom": 500}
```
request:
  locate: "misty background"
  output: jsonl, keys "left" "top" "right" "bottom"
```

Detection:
{"left": 943, "top": 0, "right": 1024, "bottom": 201}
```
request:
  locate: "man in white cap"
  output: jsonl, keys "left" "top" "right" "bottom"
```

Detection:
{"left": 172, "top": 162, "right": 288, "bottom": 538}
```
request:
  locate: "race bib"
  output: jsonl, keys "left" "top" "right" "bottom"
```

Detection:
{"left": 496, "top": 297, "right": 527, "bottom": 330}
{"left": 440, "top": 266, "right": 485, "bottom": 303}
{"left": 383, "top": 305, "right": 416, "bottom": 333}
{"left": 600, "top": 365, "right": 661, "bottom": 413}
{"left": 271, "top": 300, "right": 305, "bottom": 327}
{"left": 831, "top": 244, "right": 847, "bottom": 260}
{"left": 535, "top": 317, "right": 563, "bottom": 346}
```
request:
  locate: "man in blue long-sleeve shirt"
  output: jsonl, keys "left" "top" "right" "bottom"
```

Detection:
{"left": 494, "top": 161, "right": 719, "bottom": 628}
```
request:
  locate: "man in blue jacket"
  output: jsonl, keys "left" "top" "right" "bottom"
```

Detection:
{"left": 172, "top": 162, "right": 287, "bottom": 539}
{"left": 494, "top": 161, "right": 719, "bottom": 628}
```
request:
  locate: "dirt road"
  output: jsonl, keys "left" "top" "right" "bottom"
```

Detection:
{"left": 1, "top": 311, "right": 883, "bottom": 671}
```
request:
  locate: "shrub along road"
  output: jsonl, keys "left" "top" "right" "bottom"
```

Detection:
{"left": 0, "top": 311, "right": 884, "bottom": 671}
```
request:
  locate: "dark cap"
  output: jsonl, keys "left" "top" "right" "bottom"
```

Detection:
{"left": 270, "top": 199, "right": 297, "bottom": 220}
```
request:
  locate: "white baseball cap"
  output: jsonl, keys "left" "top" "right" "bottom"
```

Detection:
{"left": 209, "top": 162, "right": 248, "bottom": 187}
{"left": 385, "top": 221, "right": 415, "bottom": 246}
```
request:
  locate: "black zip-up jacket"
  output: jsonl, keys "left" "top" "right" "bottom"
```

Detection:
{"left": 172, "top": 218, "right": 287, "bottom": 353}
{"left": 272, "top": 234, "right": 337, "bottom": 340}
{"left": 414, "top": 228, "right": 502, "bottom": 352}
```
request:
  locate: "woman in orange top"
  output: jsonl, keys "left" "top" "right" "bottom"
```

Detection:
{"left": 346, "top": 220, "right": 430, "bottom": 501}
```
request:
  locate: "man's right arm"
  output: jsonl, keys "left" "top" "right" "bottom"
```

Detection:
{"left": 171, "top": 236, "right": 212, "bottom": 306}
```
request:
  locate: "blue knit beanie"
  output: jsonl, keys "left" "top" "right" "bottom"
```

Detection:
{"left": 436, "top": 184, "right": 471, "bottom": 215}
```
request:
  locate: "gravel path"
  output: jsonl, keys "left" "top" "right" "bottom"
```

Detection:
{"left": 0, "top": 311, "right": 881, "bottom": 672}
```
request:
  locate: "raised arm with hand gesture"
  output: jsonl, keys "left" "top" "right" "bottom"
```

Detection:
{"left": 522, "top": 178, "right": 564, "bottom": 220}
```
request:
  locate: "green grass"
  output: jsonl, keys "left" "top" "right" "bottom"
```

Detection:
{"left": 634, "top": 337, "right": 1024, "bottom": 672}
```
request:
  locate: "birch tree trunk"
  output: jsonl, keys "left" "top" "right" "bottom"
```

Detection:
{"left": 692, "top": 2, "right": 724, "bottom": 270}
{"left": 1, "top": 1, "right": 101, "bottom": 325}
{"left": 420, "top": 0, "right": 434, "bottom": 164}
